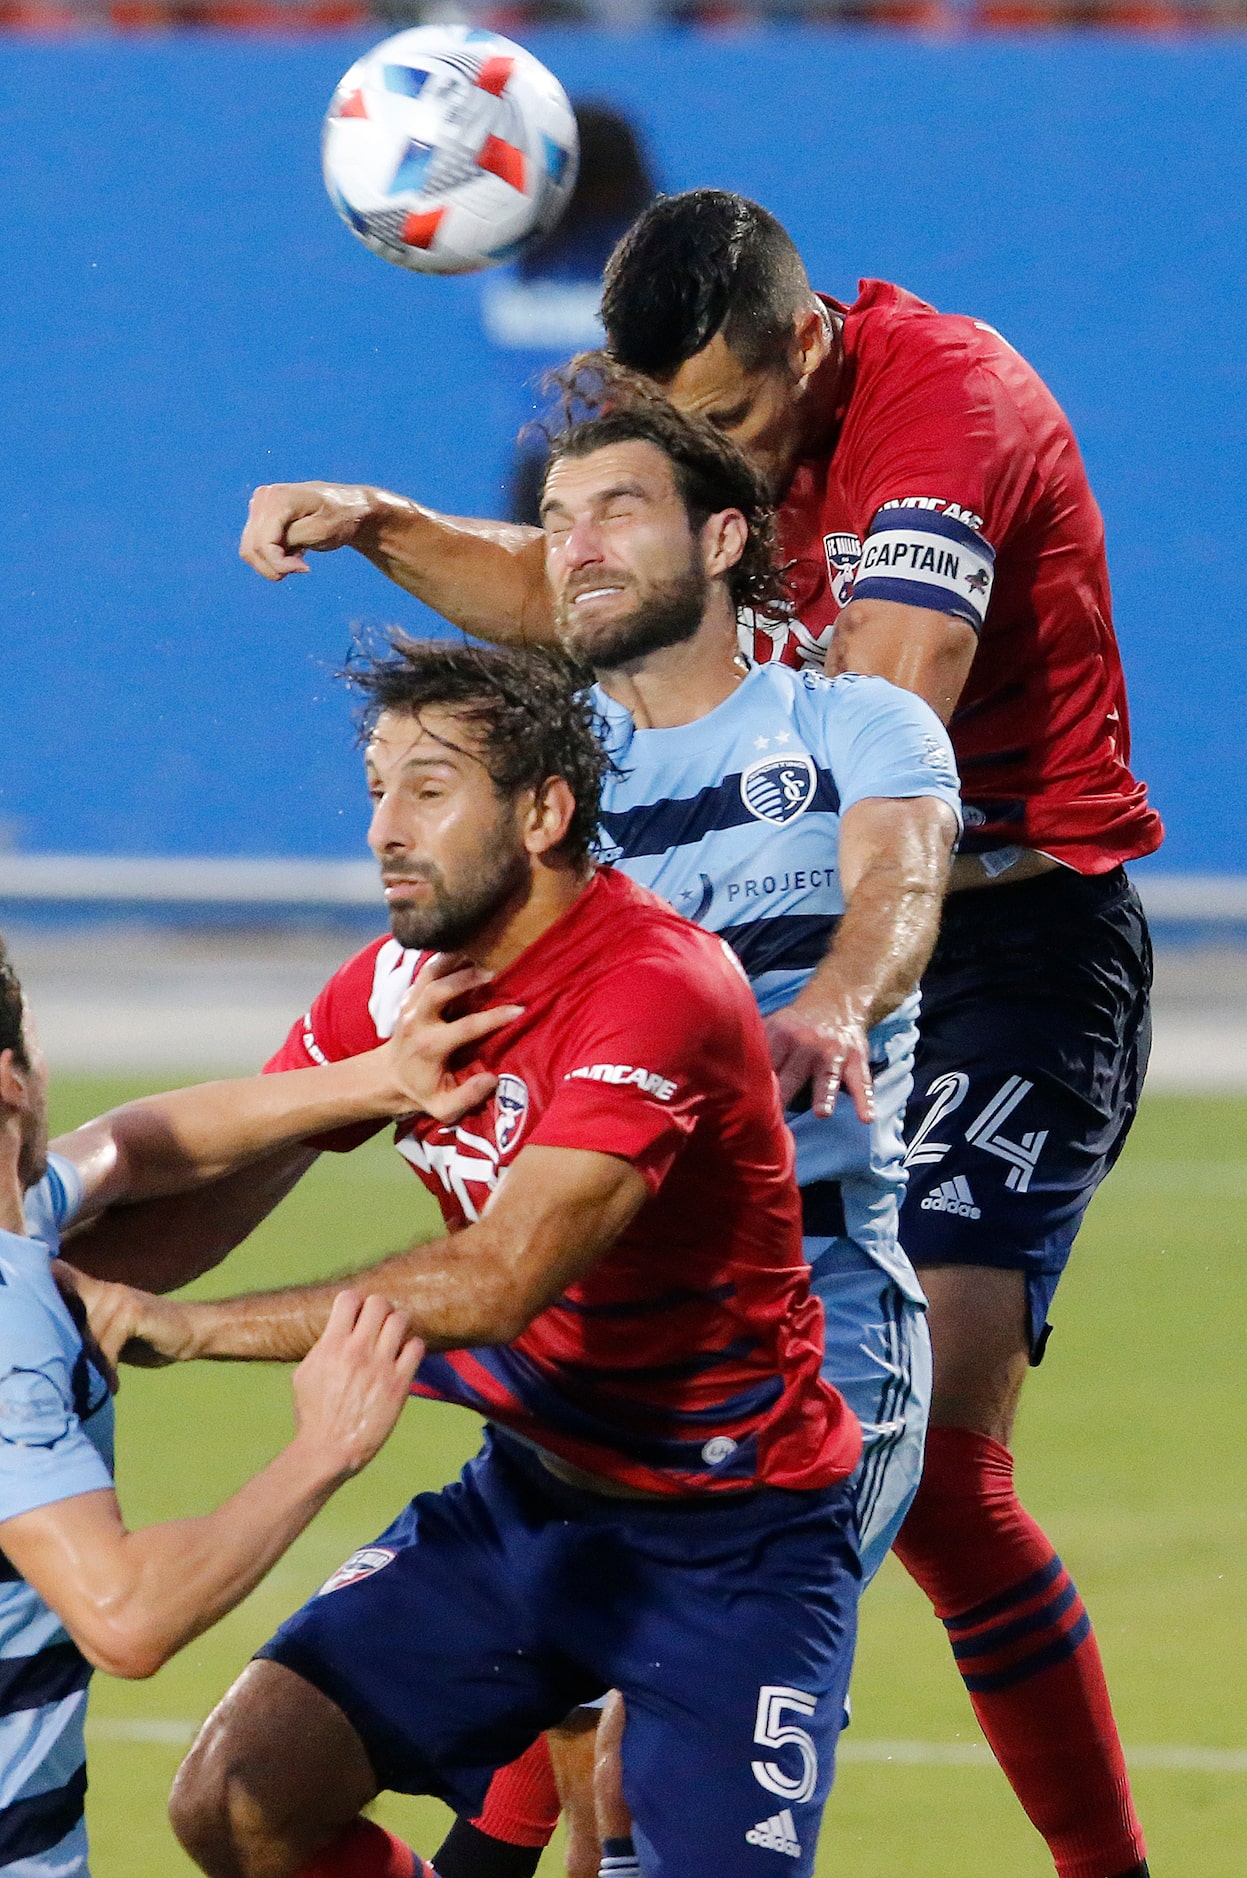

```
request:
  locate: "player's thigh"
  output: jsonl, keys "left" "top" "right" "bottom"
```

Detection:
{"left": 806, "top": 1236, "right": 931, "bottom": 1585}
{"left": 611, "top": 1485, "right": 860, "bottom": 1877}
{"left": 904, "top": 898, "right": 1149, "bottom": 1337}
{"left": 255, "top": 1443, "right": 598, "bottom": 1817}
{"left": 902, "top": 873, "right": 1151, "bottom": 1442}
{"left": 919, "top": 1263, "right": 1030, "bottom": 1442}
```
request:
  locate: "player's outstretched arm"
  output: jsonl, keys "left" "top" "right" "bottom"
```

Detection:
{"left": 240, "top": 481, "right": 555, "bottom": 646}
{"left": 0, "top": 1292, "right": 421, "bottom": 1680}
{"left": 54, "top": 956, "right": 524, "bottom": 1291}
{"left": 60, "top": 1151, "right": 319, "bottom": 1294}
{"left": 66, "top": 1145, "right": 648, "bottom": 1371}
{"left": 57, "top": 956, "right": 522, "bottom": 1222}
{"left": 766, "top": 794, "right": 958, "bottom": 1120}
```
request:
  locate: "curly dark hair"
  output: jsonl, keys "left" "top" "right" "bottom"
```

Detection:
{"left": 345, "top": 636, "right": 610, "bottom": 867}
{"left": 0, "top": 938, "right": 27, "bottom": 1070}
{"left": 540, "top": 353, "right": 791, "bottom": 619}
{"left": 602, "top": 189, "right": 812, "bottom": 377}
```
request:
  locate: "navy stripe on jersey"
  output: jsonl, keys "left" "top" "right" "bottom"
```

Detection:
{"left": 600, "top": 766, "right": 841, "bottom": 860}
{"left": 719, "top": 913, "right": 839, "bottom": 978}
{"left": 552, "top": 1282, "right": 736, "bottom": 1320}
{"left": 418, "top": 1347, "right": 771, "bottom": 1482}
{"left": 557, "top": 1338, "right": 762, "bottom": 1386}
{"left": 0, "top": 1763, "right": 87, "bottom": 1864}
{"left": 0, "top": 1641, "right": 90, "bottom": 1718}
{"left": 490, "top": 1341, "right": 784, "bottom": 1436}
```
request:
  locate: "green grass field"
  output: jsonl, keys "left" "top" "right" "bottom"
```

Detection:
{"left": 45, "top": 1079, "right": 1246, "bottom": 1876}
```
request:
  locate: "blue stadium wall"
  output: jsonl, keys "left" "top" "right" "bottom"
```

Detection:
{"left": 2, "top": 36, "right": 1244, "bottom": 869}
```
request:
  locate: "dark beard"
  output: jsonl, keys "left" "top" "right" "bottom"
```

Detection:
{"left": 387, "top": 844, "right": 529, "bottom": 952}
{"left": 558, "top": 562, "right": 708, "bottom": 670}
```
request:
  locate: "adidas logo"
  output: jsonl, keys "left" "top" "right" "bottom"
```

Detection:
{"left": 919, "top": 1174, "right": 981, "bottom": 1220}
{"left": 745, "top": 1807, "right": 802, "bottom": 1858}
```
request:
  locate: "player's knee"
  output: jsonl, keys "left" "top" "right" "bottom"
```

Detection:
{"left": 173, "top": 1659, "right": 379, "bottom": 1874}
{"left": 897, "top": 1426, "right": 1015, "bottom": 1557}
{"left": 169, "top": 1679, "right": 320, "bottom": 1876}
{"left": 169, "top": 1709, "right": 262, "bottom": 1875}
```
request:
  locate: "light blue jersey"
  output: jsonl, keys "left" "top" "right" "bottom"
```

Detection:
{"left": 0, "top": 1157, "right": 112, "bottom": 1875}
{"left": 595, "top": 663, "right": 962, "bottom": 1300}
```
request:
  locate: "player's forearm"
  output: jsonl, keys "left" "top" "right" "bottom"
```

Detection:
{"left": 802, "top": 860, "right": 945, "bottom": 1031}
{"left": 58, "top": 1057, "right": 409, "bottom": 1211}
{"left": 63, "top": 1151, "right": 316, "bottom": 1293}
{"left": 82, "top": 1438, "right": 350, "bottom": 1678}
{"left": 110, "top": 1151, "right": 646, "bottom": 1366}
{"left": 354, "top": 494, "right": 556, "bottom": 645}
{"left": 159, "top": 1236, "right": 523, "bottom": 1364}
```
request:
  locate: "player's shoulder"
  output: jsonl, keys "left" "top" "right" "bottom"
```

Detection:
{"left": 784, "top": 664, "right": 940, "bottom": 733}
{"left": 586, "top": 869, "right": 754, "bottom": 1003}
{"left": 22, "top": 1155, "right": 85, "bottom": 1248}
{"left": 846, "top": 279, "right": 1000, "bottom": 364}
{"left": 844, "top": 279, "right": 1059, "bottom": 425}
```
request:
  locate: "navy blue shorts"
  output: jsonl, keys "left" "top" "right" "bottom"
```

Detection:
{"left": 259, "top": 1428, "right": 860, "bottom": 1877}
{"left": 900, "top": 867, "right": 1152, "bottom": 1351}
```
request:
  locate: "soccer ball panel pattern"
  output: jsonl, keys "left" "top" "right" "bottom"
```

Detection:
{"left": 322, "top": 25, "right": 579, "bottom": 276}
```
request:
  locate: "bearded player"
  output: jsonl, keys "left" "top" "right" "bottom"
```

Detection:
{"left": 430, "top": 381, "right": 961, "bottom": 1878}
{"left": 69, "top": 644, "right": 864, "bottom": 1878}
{"left": 239, "top": 189, "right": 1159, "bottom": 1878}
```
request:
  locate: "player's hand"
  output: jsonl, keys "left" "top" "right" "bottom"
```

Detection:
{"left": 377, "top": 953, "right": 524, "bottom": 1122}
{"left": 240, "top": 481, "right": 380, "bottom": 581}
{"left": 764, "top": 998, "right": 876, "bottom": 1124}
{"left": 53, "top": 1262, "right": 198, "bottom": 1370}
{"left": 291, "top": 1290, "right": 424, "bottom": 1478}
{"left": 50, "top": 1264, "right": 119, "bottom": 1396}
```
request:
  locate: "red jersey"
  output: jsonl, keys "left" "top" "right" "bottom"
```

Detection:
{"left": 266, "top": 867, "right": 860, "bottom": 1497}
{"left": 747, "top": 280, "right": 1162, "bottom": 875}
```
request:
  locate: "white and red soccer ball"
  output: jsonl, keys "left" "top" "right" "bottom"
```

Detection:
{"left": 321, "top": 26, "right": 579, "bottom": 276}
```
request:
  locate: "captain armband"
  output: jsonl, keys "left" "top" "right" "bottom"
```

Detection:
{"left": 850, "top": 505, "right": 995, "bottom": 633}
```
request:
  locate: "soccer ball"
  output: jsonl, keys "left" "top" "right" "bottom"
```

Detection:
{"left": 321, "top": 26, "right": 579, "bottom": 277}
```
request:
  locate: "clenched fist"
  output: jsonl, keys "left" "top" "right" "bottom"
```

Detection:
{"left": 240, "top": 481, "right": 382, "bottom": 581}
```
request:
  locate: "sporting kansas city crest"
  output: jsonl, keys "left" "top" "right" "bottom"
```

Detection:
{"left": 495, "top": 1074, "right": 530, "bottom": 1156}
{"left": 740, "top": 751, "right": 818, "bottom": 825}
{"left": 823, "top": 531, "right": 862, "bottom": 608}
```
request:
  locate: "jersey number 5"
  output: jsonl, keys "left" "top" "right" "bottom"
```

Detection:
{"left": 751, "top": 1684, "right": 819, "bottom": 1805}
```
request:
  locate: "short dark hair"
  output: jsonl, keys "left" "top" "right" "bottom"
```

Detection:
{"left": 602, "top": 189, "right": 812, "bottom": 377}
{"left": 346, "top": 638, "right": 610, "bottom": 866}
{"left": 0, "top": 939, "right": 27, "bottom": 1070}
{"left": 542, "top": 355, "right": 790, "bottom": 618}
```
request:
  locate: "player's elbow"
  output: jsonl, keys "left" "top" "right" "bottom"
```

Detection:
{"left": 72, "top": 1606, "right": 176, "bottom": 1680}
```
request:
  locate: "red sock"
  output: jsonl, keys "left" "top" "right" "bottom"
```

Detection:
{"left": 294, "top": 1818, "right": 421, "bottom": 1878}
{"left": 893, "top": 1427, "right": 1146, "bottom": 1878}
{"left": 471, "top": 1735, "right": 562, "bottom": 1849}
